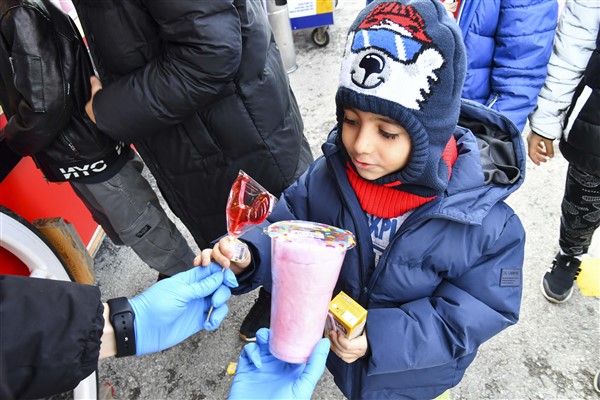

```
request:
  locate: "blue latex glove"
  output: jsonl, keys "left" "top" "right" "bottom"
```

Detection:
{"left": 229, "top": 328, "right": 330, "bottom": 399}
{"left": 129, "top": 263, "right": 238, "bottom": 356}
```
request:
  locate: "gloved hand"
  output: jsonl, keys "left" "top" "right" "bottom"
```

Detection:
{"left": 229, "top": 328, "right": 330, "bottom": 400}
{"left": 129, "top": 263, "right": 238, "bottom": 356}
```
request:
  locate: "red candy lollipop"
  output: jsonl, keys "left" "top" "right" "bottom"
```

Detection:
{"left": 225, "top": 170, "right": 276, "bottom": 261}
{"left": 206, "top": 171, "right": 276, "bottom": 322}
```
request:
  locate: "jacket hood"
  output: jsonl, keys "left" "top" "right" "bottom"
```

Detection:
{"left": 322, "top": 99, "right": 526, "bottom": 225}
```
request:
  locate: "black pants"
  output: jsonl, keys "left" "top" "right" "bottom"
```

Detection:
{"left": 559, "top": 164, "right": 600, "bottom": 256}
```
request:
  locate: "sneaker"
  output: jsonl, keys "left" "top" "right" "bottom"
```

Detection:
{"left": 239, "top": 287, "right": 271, "bottom": 342}
{"left": 540, "top": 252, "right": 582, "bottom": 303}
{"left": 594, "top": 369, "right": 600, "bottom": 393}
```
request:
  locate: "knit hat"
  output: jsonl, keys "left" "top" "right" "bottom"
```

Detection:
{"left": 336, "top": 0, "right": 466, "bottom": 197}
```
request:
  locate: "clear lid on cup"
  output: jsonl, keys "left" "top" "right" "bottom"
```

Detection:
{"left": 265, "top": 220, "right": 356, "bottom": 251}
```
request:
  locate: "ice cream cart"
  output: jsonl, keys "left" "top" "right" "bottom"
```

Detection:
{"left": 288, "top": 0, "right": 335, "bottom": 47}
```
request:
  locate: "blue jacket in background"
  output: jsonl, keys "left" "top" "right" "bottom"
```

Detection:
{"left": 457, "top": 0, "right": 558, "bottom": 132}
{"left": 235, "top": 100, "right": 526, "bottom": 399}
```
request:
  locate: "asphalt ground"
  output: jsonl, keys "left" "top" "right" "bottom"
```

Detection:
{"left": 91, "top": 2, "right": 599, "bottom": 399}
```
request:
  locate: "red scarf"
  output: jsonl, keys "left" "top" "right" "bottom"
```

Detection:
{"left": 346, "top": 137, "right": 458, "bottom": 218}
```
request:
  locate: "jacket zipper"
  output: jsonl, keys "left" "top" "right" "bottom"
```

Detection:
{"left": 487, "top": 93, "right": 499, "bottom": 108}
{"left": 331, "top": 159, "right": 369, "bottom": 303}
{"left": 329, "top": 153, "right": 381, "bottom": 399}
{"left": 62, "top": 135, "right": 80, "bottom": 156}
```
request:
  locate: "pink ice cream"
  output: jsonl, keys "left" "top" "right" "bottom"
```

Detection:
{"left": 267, "top": 221, "right": 355, "bottom": 363}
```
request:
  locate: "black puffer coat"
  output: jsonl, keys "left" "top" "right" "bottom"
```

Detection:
{"left": 0, "top": 0, "right": 130, "bottom": 183}
{"left": 560, "top": 29, "right": 600, "bottom": 175}
{"left": 74, "top": 0, "right": 313, "bottom": 248}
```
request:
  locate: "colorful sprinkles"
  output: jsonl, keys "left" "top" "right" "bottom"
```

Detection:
{"left": 265, "top": 220, "right": 356, "bottom": 250}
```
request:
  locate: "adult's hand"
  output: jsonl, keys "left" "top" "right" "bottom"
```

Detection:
{"left": 229, "top": 328, "right": 330, "bottom": 399}
{"left": 129, "top": 263, "right": 238, "bottom": 356}
{"left": 85, "top": 76, "right": 103, "bottom": 124}
{"left": 527, "top": 131, "right": 555, "bottom": 166}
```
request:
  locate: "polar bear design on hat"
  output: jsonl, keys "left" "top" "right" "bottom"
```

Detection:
{"left": 339, "top": 2, "right": 444, "bottom": 111}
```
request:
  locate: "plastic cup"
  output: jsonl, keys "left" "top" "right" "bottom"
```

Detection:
{"left": 266, "top": 220, "right": 356, "bottom": 363}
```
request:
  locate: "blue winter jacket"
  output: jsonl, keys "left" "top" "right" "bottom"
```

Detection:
{"left": 457, "top": 0, "right": 557, "bottom": 132}
{"left": 235, "top": 101, "right": 526, "bottom": 399}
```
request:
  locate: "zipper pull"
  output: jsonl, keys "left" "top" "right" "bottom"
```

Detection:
{"left": 8, "top": 56, "right": 14, "bottom": 75}
{"left": 487, "top": 93, "right": 499, "bottom": 108}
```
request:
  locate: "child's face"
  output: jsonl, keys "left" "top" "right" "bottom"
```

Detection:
{"left": 342, "top": 107, "right": 412, "bottom": 180}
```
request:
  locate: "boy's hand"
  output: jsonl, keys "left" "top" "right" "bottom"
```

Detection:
{"left": 194, "top": 236, "right": 251, "bottom": 275}
{"left": 527, "top": 131, "right": 554, "bottom": 166}
{"left": 328, "top": 330, "right": 368, "bottom": 363}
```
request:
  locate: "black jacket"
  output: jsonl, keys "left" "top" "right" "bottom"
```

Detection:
{"left": 73, "top": 0, "right": 313, "bottom": 248}
{"left": 559, "top": 29, "right": 600, "bottom": 175}
{"left": 0, "top": 275, "right": 103, "bottom": 400}
{"left": 0, "top": 0, "right": 130, "bottom": 183}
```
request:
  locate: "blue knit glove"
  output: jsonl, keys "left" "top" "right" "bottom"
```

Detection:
{"left": 229, "top": 328, "right": 330, "bottom": 399}
{"left": 129, "top": 263, "right": 238, "bottom": 356}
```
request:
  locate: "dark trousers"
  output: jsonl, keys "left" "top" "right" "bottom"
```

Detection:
{"left": 559, "top": 164, "right": 600, "bottom": 256}
{"left": 71, "top": 154, "right": 195, "bottom": 275}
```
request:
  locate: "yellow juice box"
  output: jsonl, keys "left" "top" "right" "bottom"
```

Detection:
{"left": 324, "top": 291, "right": 367, "bottom": 339}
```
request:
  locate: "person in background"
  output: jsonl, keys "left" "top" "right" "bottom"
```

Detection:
{"left": 200, "top": 0, "right": 526, "bottom": 398}
{"left": 527, "top": 0, "right": 599, "bottom": 392}
{"left": 527, "top": 0, "right": 599, "bottom": 304}
{"left": 0, "top": 0, "right": 196, "bottom": 279}
{"left": 76, "top": 0, "right": 313, "bottom": 342}
{"left": 441, "top": 0, "right": 558, "bottom": 133}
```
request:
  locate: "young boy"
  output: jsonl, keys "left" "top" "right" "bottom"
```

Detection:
{"left": 200, "top": 0, "right": 526, "bottom": 398}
